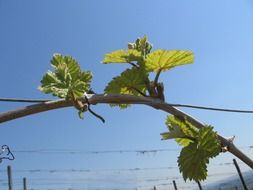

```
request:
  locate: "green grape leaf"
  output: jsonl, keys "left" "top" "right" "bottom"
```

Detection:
{"left": 39, "top": 53, "right": 92, "bottom": 99}
{"left": 104, "top": 67, "right": 148, "bottom": 108}
{"left": 161, "top": 125, "right": 185, "bottom": 140}
{"left": 176, "top": 138, "right": 193, "bottom": 148}
{"left": 178, "top": 126, "right": 220, "bottom": 181}
{"left": 178, "top": 142, "right": 208, "bottom": 181}
{"left": 105, "top": 68, "right": 147, "bottom": 95}
{"left": 162, "top": 116, "right": 198, "bottom": 146}
{"left": 198, "top": 126, "right": 220, "bottom": 158}
{"left": 102, "top": 49, "right": 142, "bottom": 64}
{"left": 39, "top": 71, "right": 69, "bottom": 98}
{"left": 144, "top": 50, "right": 194, "bottom": 72}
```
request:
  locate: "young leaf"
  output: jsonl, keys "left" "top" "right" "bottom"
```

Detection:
{"left": 105, "top": 67, "right": 147, "bottom": 96}
{"left": 163, "top": 116, "right": 198, "bottom": 146}
{"left": 39, "top": 71, "right": 69, "bottom": 98}
{"left": 178, "top": 142, "right": 209, "bottom": 181}
{"left": 161, "top": 125, "right": 185, "bottom": 140}
{"left": 102, "top": 49, "right": 142, "bottom": 64}
{"left": 144, "top": 50, "right": 194, "bottom": 72}
{"left": 177, "top": 126, "right": 220, "bottom": 181}
{"left": 162, "top": 117, "right": 220, "bottom": 181}
{"left": 39, "top": 54, "right": 92, "bottom": 99}
{"left": 198, "top": 126, "right": 220, "bottom": 158}
{"left": 104, "top": 67, "right": 148, "bottom": 108}
{"left": 130, "top": 36, "right": 152, "bottom": 57}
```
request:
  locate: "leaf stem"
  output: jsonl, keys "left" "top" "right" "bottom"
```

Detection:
{"left": 154, "top": 69, "right": 162, "bottom": 87}
{"left": 130, "top": 87, "right": 147, "bottom": 97}
{"left": 128, "top": 62, "right": 139, "bottom": 68}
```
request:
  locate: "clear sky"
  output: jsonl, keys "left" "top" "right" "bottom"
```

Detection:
{"left": 1, "top": 0, "right": 253, "bottom": 189}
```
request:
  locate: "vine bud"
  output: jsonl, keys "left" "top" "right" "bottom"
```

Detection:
{"left": 128, "top": 43, "right": 136, "bottom": 49}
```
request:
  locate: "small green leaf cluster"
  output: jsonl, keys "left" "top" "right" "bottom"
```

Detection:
{"left": 161, "top": 116, "right": 220, "bottom": 181}
{"left": 39, "top": 54, "right": 92, "bottom": 118}
{"left": 102, "top": 36, "right": 194, "bottom": 108}
{"left": 128, "top": 36, "right": 152, "bottom": 57}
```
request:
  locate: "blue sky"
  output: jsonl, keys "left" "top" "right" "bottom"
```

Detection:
{"left": 1, "top": 0, "right": 253, "bottom": 189}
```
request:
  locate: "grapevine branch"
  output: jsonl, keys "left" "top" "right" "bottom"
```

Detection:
{"left": 2, "top": 98, "right": 253, "bottom": 113}
{"left": 0, "top": 94, "right": 252, "bottom": 169}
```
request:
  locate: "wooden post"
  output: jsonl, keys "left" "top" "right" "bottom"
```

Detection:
{"left": 23, "top": 177, "right": 27, "bottom": 190}
{"left": 196, "top": 181, "right": 203, "bottom": 190}
{"left": 233, "top": 158, "right": 248, "bottom": 190}
{"left": 173, "top": 180, "right": 178, "bottom": 190}
{"left": 7, "top": 165, "right": 13, "bottom": 190}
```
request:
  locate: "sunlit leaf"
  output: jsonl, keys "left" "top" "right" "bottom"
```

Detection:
{"left": 198, "top": 126, "right": 220, "bottom": 158}
{"left": 39, "top": 53, "right": 92, "bottom": 99}
{"left": 105, "top": 67, "right": 147, "bottom": 95}
{"left": 177, "top": 126, "right": 220, "bottom": 181}
{"left": 104, "top": 67, "right": 148, "bottom": 108}
{"left": 163, "top": 116, "right": 198, "bottom": 146}
{"left": 102, "top": 49, "right": 142, "bottom": 64}
{"left": 144, "top": 50, "right": 194, "bottom": 72}
{"left": 178, "top": 142, "right": 208, "bottom": 181}
{"left": 161, "top": 125, "right": 185, "bottom": 140}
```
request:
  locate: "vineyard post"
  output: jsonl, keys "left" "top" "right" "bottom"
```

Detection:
{"left": 23, "top": 177, "right": 27, "bottom": 190}
{"left": 7, "top": 165, "right": 13, "bottom": 190}
{"left": 233, "top": 159, "right": 248, "bottom": 190}
{"left": 172, "top": 180, "right": 178, "bottom": 190}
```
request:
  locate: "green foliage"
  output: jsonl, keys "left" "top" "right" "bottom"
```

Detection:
{"left": 102, "top": 49, "right": 142, "bottom": 64}
{"left": 104, "top": 67, "right": 148, "bottom": 108}
{"left": 161, "top": 116, "right": 198, "bottom": 146}
{"left": 161, "top": 124, "right": 186, "bottom": 139}
{"left": 40, "top": 54, "right": 92, "bottom": 119}
{"left": 105, "top": 68, "right": 147, "bottom": 95}
{"left": 102, "top": 36, "right": 153, "bottom": 108}
{"left": 197, "top": 126, "right": 221, "bottom": 158}
{"left": 178, "top": 142, "right": 209, "bottom": 181}
{"left": 39, "top": 54, "right": 92, "bottom": 99}
{"left": 102, "top": 36, "right": 194, "bottom": 108}
{"left": 128, "top": 35, "right": 152, "bottom": 57}
{"left": 144, "top": 50, "right": 194, "bottom": 73}
{"left": 161, "top": 116, "right": 220, "bottom": 181}
{"left": 178, "top": 126, "right": 220, "bottom": 181}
